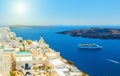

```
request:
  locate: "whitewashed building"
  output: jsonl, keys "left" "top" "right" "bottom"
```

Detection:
{"left": 14, "top": 52, "right": 35, "bottom": 76}
{"left": 0, "top": 44, "right": 11, "bottom": 76}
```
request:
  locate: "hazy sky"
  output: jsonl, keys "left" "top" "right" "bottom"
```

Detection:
{"left": 0, "top": 0, "right": 120, "bottom": 25}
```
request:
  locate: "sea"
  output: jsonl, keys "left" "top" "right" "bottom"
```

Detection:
{"left": 10, "top": 25, "right": 120, "bottom": 76}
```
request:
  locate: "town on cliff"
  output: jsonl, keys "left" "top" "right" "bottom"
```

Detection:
{"left": 0, "top": 27, "right": 88, "bottom": 76}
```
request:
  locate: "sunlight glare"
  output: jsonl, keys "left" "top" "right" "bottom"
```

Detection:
{"left": 15, "top": 3, "right": 26, "bottom": 14}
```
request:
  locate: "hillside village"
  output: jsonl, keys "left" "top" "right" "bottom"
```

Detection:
{"left": 0, "top": 27, "right": 88, "bottom": 76}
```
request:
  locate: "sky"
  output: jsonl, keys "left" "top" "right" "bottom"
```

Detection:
{"left": 0, "top": 0, "right": 120, "bottom": 25}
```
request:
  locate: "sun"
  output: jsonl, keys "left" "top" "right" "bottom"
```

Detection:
{"left": 15, "top": 3, "right": 26, "bottom": 14}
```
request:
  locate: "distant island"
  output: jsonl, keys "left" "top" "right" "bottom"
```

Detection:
{"left": 9, "top": 24, "right": 55, "bottom": 28}
{"left": 57, "top": 28, "right": 120, "bottom": 39}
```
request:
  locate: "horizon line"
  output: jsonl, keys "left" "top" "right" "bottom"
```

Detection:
{"left": 1, "top": 24, "right": 120, "bottom": 26}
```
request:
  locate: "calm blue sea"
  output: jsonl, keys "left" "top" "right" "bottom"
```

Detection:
{"left": 11, "top": 25, "right": 120, "bottom": 76}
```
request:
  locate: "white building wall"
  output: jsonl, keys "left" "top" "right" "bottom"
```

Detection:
{"left": 0, "top": 49, "right": 11, "bottom": 76}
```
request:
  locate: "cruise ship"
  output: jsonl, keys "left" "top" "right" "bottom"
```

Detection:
{"left": 78, "top": 44, "right": 102, "bottom": 49}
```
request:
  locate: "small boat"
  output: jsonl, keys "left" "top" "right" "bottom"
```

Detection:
{"left": 78, "top": 43, "right": 102, "bottom": 49}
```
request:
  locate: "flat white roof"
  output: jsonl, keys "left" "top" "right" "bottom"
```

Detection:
{"left": 55, "top": 70, "right": 66, "bottom": 76}
{"left": 16, "top": 56, "right": 33, "bottom": 62}
{"left": 70, "top": 72, "right": 83, "bottom": 76}
{"left": 46, "top": 53, "right": 57, "bottom": 57}
{"left": 55, "top": 68, "right": 68, "bottom": 71}
{"left": 49, "top": 58, "right": 63, "bottom": 66}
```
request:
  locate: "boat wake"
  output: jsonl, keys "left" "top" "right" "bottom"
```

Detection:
{"left": 105, "top": 59, "right": 120, "bottom": 64}
{"left": 98, "top": 57, "right": 120, "bottom": 64}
